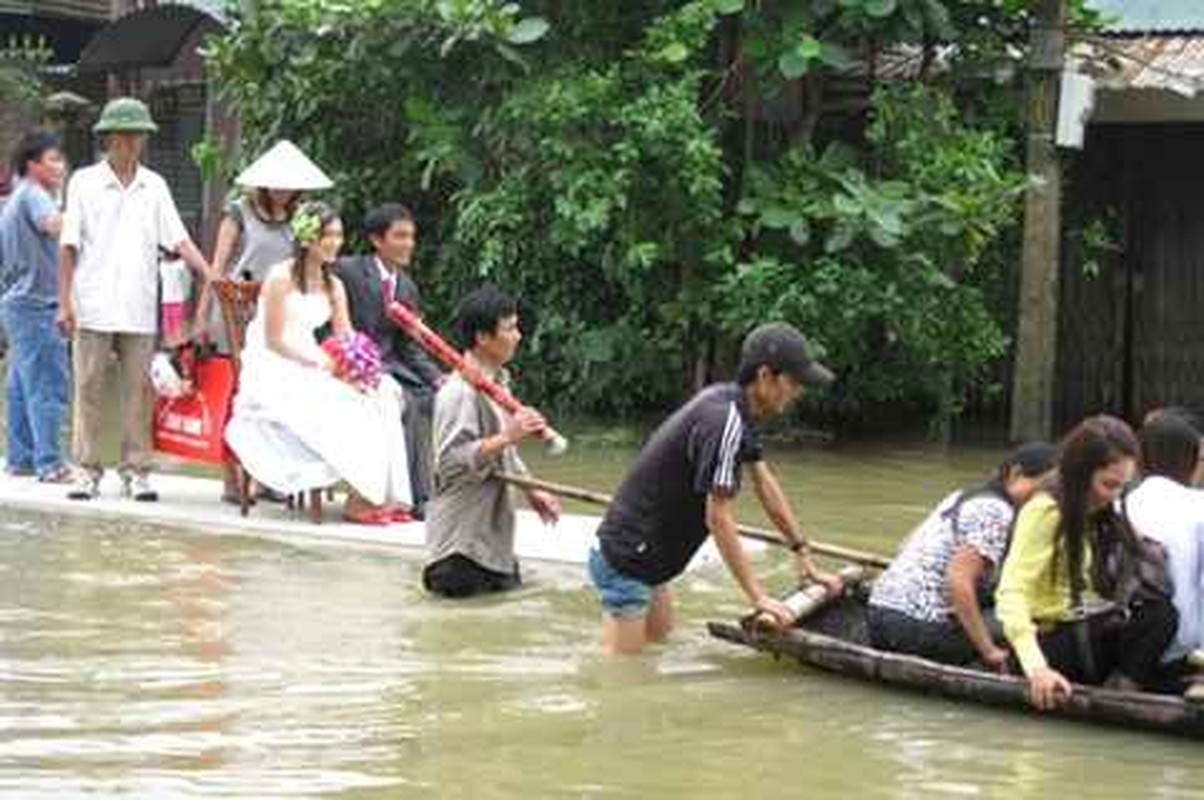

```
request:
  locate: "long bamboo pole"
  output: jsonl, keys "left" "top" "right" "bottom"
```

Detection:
{"left": 386, "top": 300, "right": 568, "bottom": 454}
{"left": 498, "top": 472, "right": 890, "bottom": 569}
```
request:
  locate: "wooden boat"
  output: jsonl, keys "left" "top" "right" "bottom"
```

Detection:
{"left": 707, "top": 573, "right": 1204, "bottom": 740}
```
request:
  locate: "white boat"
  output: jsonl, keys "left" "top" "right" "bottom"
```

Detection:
{"left": 0, "top": 466, "right": 744, "bottom": 569}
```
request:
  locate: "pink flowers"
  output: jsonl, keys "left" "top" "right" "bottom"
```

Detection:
{"left": 321, "top": 332, "right": 383, "bottom": 391}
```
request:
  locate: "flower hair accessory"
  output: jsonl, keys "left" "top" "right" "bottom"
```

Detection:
{"left": 290, "top": 205, "right": 323, "bottom": 245}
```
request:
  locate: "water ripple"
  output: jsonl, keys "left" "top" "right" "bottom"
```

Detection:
{"left": 0, "top": 505, "right": 1201, "bottom": 798}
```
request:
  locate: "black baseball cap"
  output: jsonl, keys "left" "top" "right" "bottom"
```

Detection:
{"left": 739, "top": 322, "right": 834, "bottom": 388}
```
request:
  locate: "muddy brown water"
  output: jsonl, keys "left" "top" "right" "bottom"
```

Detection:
{"left": 1, "top": 436, "right": 1201, "bottom": 797}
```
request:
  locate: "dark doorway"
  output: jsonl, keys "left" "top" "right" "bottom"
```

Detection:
{"left": 1057, "top": 123, "right": 1204, "bottom": 428}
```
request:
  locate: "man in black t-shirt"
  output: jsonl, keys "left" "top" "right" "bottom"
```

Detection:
{"left": 589, "top": 322, "right": 844, "bottom": 655}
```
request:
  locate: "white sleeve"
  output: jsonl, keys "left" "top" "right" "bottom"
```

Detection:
{"left": 59, "top": 173, "right": 84, "bottom": 249}
{"left": 156, "top": 179, "right": 189, "bottom": 250}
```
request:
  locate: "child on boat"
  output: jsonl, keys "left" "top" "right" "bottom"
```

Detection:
{"left": 995, "top": 415, "right": 1178, "bottom": 709}
{"left": 588, "top": 322, "right": 843, "bottom": 655}
{"left": 422, "top": 285, "right": 561, "bottom": 598}
{"left": 867, "top": 442, "right": 1057, "bottom": 670}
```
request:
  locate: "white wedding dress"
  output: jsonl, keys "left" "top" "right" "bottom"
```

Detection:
{"left": 224, "top": 262, "right": 412, "bottom": 507}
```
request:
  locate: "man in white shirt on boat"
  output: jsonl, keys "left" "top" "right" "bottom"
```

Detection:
{"left": 1128, "top": 410, "right": 1204, "bottom": 693}
{"left": 57, "top": 97, "right": 214, "bottom": 502}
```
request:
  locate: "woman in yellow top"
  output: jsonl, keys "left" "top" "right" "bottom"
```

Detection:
{"left": 996, "top": 415, "right": 1178, "bottom": 709}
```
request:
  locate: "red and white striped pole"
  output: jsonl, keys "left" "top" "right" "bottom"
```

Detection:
{"left": 386, "top": 300, "right": 568, "bottom": 455}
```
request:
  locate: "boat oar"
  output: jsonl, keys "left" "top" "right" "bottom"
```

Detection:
{"left": 497, "top": 472, "right": 890, "bottom": 569}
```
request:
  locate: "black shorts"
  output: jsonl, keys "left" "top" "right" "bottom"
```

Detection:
{"left": 422, "top": 554, "right": 521, "bottom": 599}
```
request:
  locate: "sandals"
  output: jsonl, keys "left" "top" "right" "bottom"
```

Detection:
{"left": 343, "top": 506, "right": 394, "bottom": 526}
{"left": 37, "top": 466, "right": 74, "bottom": 484}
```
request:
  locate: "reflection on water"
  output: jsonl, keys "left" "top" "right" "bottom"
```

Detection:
{"left": 1, "top": 441, "right": 1202, "bottom": 797}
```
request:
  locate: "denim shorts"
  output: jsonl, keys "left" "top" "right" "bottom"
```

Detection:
{"left": 588, "top": 546, "right": 653, "bottom": 619}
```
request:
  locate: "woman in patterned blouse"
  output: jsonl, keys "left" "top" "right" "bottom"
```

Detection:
{"left": 867, "top": 442, "right": 1057, "bottom": 670}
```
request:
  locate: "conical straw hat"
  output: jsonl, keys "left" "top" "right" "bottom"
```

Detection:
{"left": 235, "top": 140, "right": 333, "bottom": 191}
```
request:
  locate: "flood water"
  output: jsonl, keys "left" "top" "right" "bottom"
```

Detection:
{"left": 1, "top": 437, "right": 1202, "bottom": 798}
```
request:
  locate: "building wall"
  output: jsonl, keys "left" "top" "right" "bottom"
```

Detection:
{"left": 1094, "top": 88, "right": 1204, "bottom": 123}
{"left": 3, "top": 0, "right": 231, "bottom": 246}
{"left": 146, "top": 83, "right": 207, "bottom": 239}
{"left": 0, "top": 0, "right": 112, "bottom": 193}
{"left": 131, "top": 15, "right": 231, "bottom": 246}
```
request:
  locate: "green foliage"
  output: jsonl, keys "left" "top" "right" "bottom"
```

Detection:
{"left": 723, "top": 85, "right": 1022, "bottom": 415}
{"left": 1072, "top": 212, "right": 1123, "bottom": 280}
{"left": 443, "top": 5, "right": 733, "bottom": 412}
{"left": 190, "top": 136, "right": 228, "bottom": 182}
{"left": 208, "top": 0, "right": 1037, "bottom": 425}
{"left": 0, "top": 36, "right": 50, "bottom": 173}
{"left": 209, "top": 0, "right": 736, "bottom": 415}
{"left": 0, "top": 36, "right": 50, "bottom": 109}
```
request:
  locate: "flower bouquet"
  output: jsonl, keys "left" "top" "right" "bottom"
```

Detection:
{"left": 320, "top": 332, "right": 383, "bottom": 392}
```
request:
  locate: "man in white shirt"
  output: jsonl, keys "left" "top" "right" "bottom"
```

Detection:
{"left": 57, "top": 97, "right": 214, "bottom": 501}
{"left": 1128, "top": 411, "right": 1204, "bottom": 690}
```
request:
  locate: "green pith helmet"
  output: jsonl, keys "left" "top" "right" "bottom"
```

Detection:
{"left": 92, "top": 97, "right": 159, "bottom": 134}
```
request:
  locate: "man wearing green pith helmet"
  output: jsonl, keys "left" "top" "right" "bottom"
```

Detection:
{"left": 58, "top": 97, "right": 216, "bottom": 502}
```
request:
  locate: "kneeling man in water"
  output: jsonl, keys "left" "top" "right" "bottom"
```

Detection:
{"left": 422, "top": 285, "right": 560, "bottom": 598}
{"left": 867, "top": 442, "right": 1056, "bottom": 670}
{"left": 589, "top": 322, "right": 843, "bottom": 655}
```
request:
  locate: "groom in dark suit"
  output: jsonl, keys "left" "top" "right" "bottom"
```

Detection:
{"left": 334, "top": 203, "right": 443, "bottom": 516}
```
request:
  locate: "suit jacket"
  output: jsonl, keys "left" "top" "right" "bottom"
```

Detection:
{"left": 332, "top": 253, "right": 443, "bottom": 394}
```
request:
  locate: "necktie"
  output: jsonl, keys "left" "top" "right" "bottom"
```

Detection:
{"left": 382, "top": 275, "right": 396, "bottom": 304}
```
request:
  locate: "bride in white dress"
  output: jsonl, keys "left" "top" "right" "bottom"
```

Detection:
{"left": 225, "top": 202, "right": 412, "bottom": 523}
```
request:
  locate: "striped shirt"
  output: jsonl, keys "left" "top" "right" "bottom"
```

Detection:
{"left": 597, "top": 383, "right": 764, "bottom": 585}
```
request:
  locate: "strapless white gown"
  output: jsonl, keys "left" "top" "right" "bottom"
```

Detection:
{"left": 224, "top": 262, "right": 411, "bottom": 506}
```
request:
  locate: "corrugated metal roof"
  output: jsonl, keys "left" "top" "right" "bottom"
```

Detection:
{"left": 1078, "top": 36, "right": 1204, "bottom": 97}
{"left": 79, "top": 3, "right": 224, "bottom": 72}
{"left": 1089, "top": 1, "right": 1204, "bottom": 34}
{"left": 0, "top": 0, "right": 111, "bottom": 21}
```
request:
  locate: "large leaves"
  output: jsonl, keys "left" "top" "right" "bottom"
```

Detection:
{"left": 777, "top": 35, "right": 823, "bottom": 79}
{"left": 207, "top": 0, "right": 1026, "bottom": 423}
{"left": 726, "top": 84, "right": 1022, "bottom": 413}
{"left": 507, "top": 16, "right": 549, "bottom": 44}
{"left": 865, "top": 0, "right": 898, "bottom": 18}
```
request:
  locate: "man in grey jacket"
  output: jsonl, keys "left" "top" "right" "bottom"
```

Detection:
{"left": 422, "top": 284, "right": 560, "bottom": 598}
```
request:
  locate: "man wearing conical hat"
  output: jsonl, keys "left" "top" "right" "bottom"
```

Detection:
{"left": 57, "top": 97, "right": 216, "bottom": 502}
